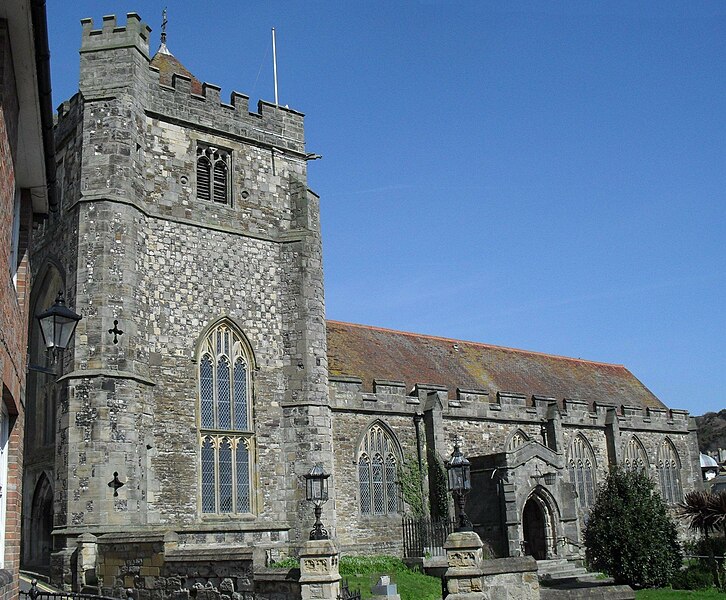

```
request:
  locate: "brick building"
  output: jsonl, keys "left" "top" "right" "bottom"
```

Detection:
{"left": 23, "top": 13, "right": 700, "bottom": 598}
{"left": 0, "top": 0, "right": 55, "bottom": 598}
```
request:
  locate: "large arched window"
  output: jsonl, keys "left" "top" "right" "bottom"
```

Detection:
{"left": 622, "top": 435, "right": 648, "bottom": 473}
{"left": 657, "top": 438, "right": 682, "bottom": 505}
{"left": 358, "top": 422, "right": 400, "bottom": 516}
{"left": 567, "top": 434, "right": 596, "bottom": 509}
{"left": 198, "top": 321, "right": 253, "bottom": 514}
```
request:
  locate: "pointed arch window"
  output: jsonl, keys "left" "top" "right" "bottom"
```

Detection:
{"left": 657, "top": 439, "right": 682, "bottom": 504}
{"left": 567, "top": 435, "right": 596, "bottom": 509}
{"left": 622, "top": 436, "right": 648, "bottom": 473}
{"left": 358, "top": 423, "right": 400, "bottom": 516}
{"left": 196, "top": 144, "right": 230, "bottom": 204}
{"left": 198, "top": 322, "right": 253, "bottom": 514}
{"left": 507, "top": 430, "right": 529, "bottom": 452}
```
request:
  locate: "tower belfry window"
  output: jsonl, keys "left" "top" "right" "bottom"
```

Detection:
{"left": 196, "top": 145, "right": 230, "bottom": 204}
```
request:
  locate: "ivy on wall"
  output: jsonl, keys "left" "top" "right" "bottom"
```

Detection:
{"left": 430, "top": 454, "right": 450, "bottom": 520}
{"left": 399, "top": 454, "right": 426, "bottom": 518}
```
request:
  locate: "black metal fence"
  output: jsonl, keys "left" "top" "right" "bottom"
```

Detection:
{"left": 21, "top": 580, "right": 119, "bottom": 600}
{"left": 338, "top": 578, "right": 361, "bottom": 600}
{"left": 402, "top": 516, "right": 457, "bottom": 558}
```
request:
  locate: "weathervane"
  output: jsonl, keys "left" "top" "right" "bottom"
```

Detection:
{"left": 161, "top": 7, "right": 168, "bottom": 46}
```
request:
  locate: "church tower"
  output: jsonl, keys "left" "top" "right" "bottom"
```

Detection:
{"left": 24, "top": 13, "right": 331, "bottom": 587}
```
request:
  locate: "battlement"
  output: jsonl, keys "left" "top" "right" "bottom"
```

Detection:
{"left": 148, "top": 70, "right": 306, "bottom": 152}
{"left": 80, "top": 14, "right": 151, "bottom": 58}
{"left": 329, "top": 375, "right": 691, "bottom": 433}
{"left": 74, "top": 13, "right": 306, "bottom": 152}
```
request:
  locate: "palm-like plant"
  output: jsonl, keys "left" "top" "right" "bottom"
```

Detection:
{"left": 679, "top": 490, "right": 726, "bottom": 589}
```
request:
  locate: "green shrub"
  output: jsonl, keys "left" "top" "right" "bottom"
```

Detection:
{"left": 268, "top": 557, "right": 300, "bottom": 569}
{"left": 671, "top": 564, "right": 714, "bottom": 591}
{"left": 584, "top": 467, "right": 682, "bottom": 588}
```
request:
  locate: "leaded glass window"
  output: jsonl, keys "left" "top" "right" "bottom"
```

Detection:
{"left": 196, "top": 145, "right": 231, "bottom": 204}
{"left": 567, "top": 434, "right": 596, "bottom": 509}
{"left": 657, "top": 439, "right": 682, "bottom": 504}
{"left": 198, "top": 322, "right": 253, "bottom": 514}
{"left": 358, "top": 423, "right": 400, "bottom": 515}
{"left": 622, "top": 436, "right": 648, "bottom": 473}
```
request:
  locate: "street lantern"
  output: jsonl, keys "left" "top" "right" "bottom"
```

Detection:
{"left": 446, "top": 441, "right": 473, "bottom": 532}
{"left": 37, "top": 291, "right": 82, "bottom": 355}
{"left": 532, "top": 465, "right": 557, "bottom": 486}
{"left": 304, "top": 464, "right": 330, "bottom": 540}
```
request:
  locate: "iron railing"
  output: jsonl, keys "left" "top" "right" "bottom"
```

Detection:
{"left": 402, "top": 516, "right": 457, "bottom": 558}
{"left": 338, "top": 578, "right": 361, "bottom": 600}
{"left": 21, "top": 580, "right": 119, "bottom": 600}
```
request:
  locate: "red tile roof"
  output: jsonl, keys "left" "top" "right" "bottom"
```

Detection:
{"left": 326, "top": 320, "right": 666, "bottom": 411}
{"left": 150, "top": 50, "right": 203, "bottom": 95}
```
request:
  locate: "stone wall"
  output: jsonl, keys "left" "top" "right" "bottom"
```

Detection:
{"left": 25, "top": 12, "right": 332, "bottom": 588}
{"left": 329, "top": 378, "right": 702, "bottom": 559}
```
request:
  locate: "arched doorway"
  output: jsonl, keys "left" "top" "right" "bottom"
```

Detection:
{"left": 522, "top": 496, "right": 548, "bottom": 560}
{"left": 28, "top": 474, "right": 53, "bottom": 572}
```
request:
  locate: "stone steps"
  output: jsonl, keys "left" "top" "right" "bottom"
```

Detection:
{"left": 537, "top": 559, "right": 634, "bottom": 600}
{"left": 537, "top": 558, "right": 590, "bottom": 581}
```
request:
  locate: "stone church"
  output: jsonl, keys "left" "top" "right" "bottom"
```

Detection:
{"left": 22, "top": 13, "right": 700, "bottom": 596}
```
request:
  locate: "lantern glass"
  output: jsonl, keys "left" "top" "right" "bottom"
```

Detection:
{"left": 304, "top": 465, "right": 329, "bottom": 505}
{"left": 446, "top": 443, "right": 471, "bottom": 492}
{"left": 37, "top": 292, "right": 82, "bottom": 351}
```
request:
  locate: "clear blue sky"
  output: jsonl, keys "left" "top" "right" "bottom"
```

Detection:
{"left": 46, "top": 2, "right": 725, "bottom": 416}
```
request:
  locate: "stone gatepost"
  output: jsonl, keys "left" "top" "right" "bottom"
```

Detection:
{"left": 75, "top": 533, "right": 99, "bottom": 592}
{"left": 444, "top": 531, "right": 486, "bottom": 598}
{"left": 444, "top": 530, "right": 540, "bottom": 600}
{"left": 299, "top": 539, "right": 341, "bottom": 600}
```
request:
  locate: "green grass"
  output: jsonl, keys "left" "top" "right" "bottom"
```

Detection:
{"left": 339, "top": 555, "right": 441, "bottom": 600}
{"left": 636, "top": 588, "right": 725, "bottom": 599}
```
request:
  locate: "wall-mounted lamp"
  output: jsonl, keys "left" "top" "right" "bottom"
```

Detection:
{"left": 531, "top": 464, "right": 557, "bottom": 486}
{"left": 37, "top": 291, "right": 82, "bottom": 357}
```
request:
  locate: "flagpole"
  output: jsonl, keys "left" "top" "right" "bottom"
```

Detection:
{"left": 272, "top": 28, "right": 279, "bottom": 107}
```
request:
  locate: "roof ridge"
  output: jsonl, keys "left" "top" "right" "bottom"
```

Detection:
{"left": 326, "top": 320, "right": 626, "bottom": 368}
